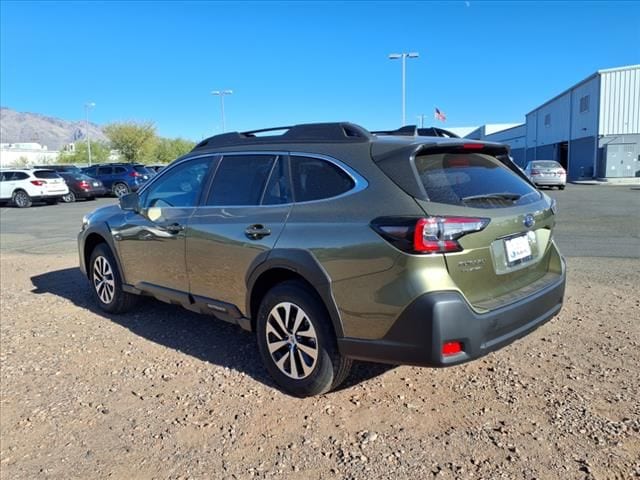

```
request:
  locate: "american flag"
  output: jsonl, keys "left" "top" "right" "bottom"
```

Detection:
{"left": 434, "top": 107, "right": 447, "bottom": 122}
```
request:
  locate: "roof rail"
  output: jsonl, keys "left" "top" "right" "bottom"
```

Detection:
{"left": 371, "top": 125, "right": 460, "bottom": 138}
{"left": 193, "top": 122, "right": 372, "bottom": 150}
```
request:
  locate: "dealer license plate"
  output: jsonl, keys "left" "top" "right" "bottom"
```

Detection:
{"left": 504, "top": 234, "right": 532, "bottom": 265}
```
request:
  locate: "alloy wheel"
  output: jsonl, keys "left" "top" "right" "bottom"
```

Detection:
{"left": 93, "top": 256, "right": 115, "bottom": 304}
{"left": 113, "top": 184, "right": 129, "bottom": 197}
{"left": 265, "top": 302, "right": 319, "bottom": 379}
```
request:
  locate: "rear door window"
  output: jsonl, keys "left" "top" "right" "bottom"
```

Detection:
{"left": 206, "top": 154, "right": 277, "bottom": 206}
{"left": 290, "top": 156, "right": 354, "bottom": 202}
{"left": 415, "top": 152, "right": 540, "bottom": 208}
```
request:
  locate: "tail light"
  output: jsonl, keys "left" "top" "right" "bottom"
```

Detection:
{"left": 129, "top": 171, "right": 141, "bottom": 177}
{"left": 371, "top": 216, "right": 490, "bottom": 254}
{"left": 78, "top": 180, "right": 91, "bottom": 189}
{"left": 531, "top": 169, "right": 541, "bottom": 176}
{"left": 30, "top": 180, "right": 46, "bottom": 186}
{"left": 559, "top": 169, "right": 566, "bottom": 175}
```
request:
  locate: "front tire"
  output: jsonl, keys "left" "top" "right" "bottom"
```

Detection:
{"left": 88, "top": 244, "right": 138, "bottom": 314}
{"left": 12, "top": 190, "right": 32, "bottom": 208}
{"left": 256, "top": 281, "right": 352, "bottom": 397}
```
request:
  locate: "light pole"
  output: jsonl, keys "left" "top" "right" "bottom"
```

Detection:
{"left": 85, "top": 102, "right": 95, "bottom": 166}
{"left": 211, "top": 90, "right": 233, "bottom": 132}
{"left": 388, "top": 52, "right": 419, "bottom": 125}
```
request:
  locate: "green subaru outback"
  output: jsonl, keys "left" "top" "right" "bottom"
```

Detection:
{"left": 78, "top": 123, "right": 566, "bottom": 397}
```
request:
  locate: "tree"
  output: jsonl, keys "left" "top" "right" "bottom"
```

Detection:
{"left": 104, "top": 121, "right": 156, "bottom": 163}
{"left": 57, "top": 141, "right": 110, "bottom": 165}
{"left": 153, "top": 137, "right": 196, "bottom": 164}
{"left": 11, "top": 156, "right": 29, "bottom": 168}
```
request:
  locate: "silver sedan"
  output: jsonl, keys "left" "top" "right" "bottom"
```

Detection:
{"left": 524, "top": 160, "right": 567, "bottom": 189}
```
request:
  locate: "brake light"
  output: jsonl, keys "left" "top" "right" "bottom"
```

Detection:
{"left": 414, "top": 217, "right": 490, "bottom": 253}
{"left": 371, "top": 216, "right": 490, "bottom": 254}
{"left": 442, "top": 341, "right": 463, "bottom": 356}
{"left": 79, "top": 180, "right": 90, "bottom": 189}
{"left": 30, "top": 180, "right": 46, "bottom": 186}
{"left": 462, "top": 143, "right": 484, "bottom": 150}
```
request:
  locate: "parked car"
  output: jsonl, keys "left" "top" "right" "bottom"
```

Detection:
{"left": 58, "top": 172, "right": 107, "bottom": 202}
{"left": 524, "top": 160, "right": 567, "bottom": 189}
{"left": 78, "top": 122, "right": 566, "bottom": 397}
{"left": 81, "top": 163, "right": 153, "bottom": 197}
{"left": 0, "top": 168, "right": 69, "bottom": 208}
{"left": 33, "top": 164, "right": 83, "bottom": 175}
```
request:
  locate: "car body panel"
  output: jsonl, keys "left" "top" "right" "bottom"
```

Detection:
{"left": 186, "top": 204, "right": 292, "bottom": 311}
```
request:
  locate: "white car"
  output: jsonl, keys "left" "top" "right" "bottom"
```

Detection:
{"left": 0, "top": 168, "right": 70, "bottom": 208}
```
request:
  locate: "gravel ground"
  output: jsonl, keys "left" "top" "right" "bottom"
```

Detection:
{"left": 1, "top": 252, "right": 638, "bottom": 480}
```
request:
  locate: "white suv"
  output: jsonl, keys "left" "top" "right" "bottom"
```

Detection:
{"left": 0, "top": 169, "right": 70, "bottom": 208}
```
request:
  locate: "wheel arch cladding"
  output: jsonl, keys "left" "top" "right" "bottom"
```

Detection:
{"left": 246, "top": 249, "right": 344, "bottom": 338}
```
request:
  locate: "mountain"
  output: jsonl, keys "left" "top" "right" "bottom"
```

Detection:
{"left": 0, "top": 107, "right": 109, "bottom": 151}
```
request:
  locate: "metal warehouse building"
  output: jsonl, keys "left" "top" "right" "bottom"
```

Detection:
{"left": 474, "top": 65, "right": 639, "bottom": 181}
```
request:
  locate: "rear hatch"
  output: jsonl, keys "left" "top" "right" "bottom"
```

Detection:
{"left": 33, "top": 170, "right": 67, "bottom": 194}
{"left": 375, "top": 142, "right": 561, "bottom": 311}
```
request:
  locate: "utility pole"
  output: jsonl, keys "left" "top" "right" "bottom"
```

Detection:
{"left": 388, "top": 52, "right": 419, "bottom": 125}
{"left": 211, "top": 90, "right": 233, "bottom": 132}
{"left": 85, "top": 102, "right": 96, "bottom": 166}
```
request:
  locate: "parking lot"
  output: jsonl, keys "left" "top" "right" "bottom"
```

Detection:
{"left": 1, "top": 184, "right": 639, "bottom": 479}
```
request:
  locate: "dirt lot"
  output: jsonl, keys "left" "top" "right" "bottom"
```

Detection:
{"left": 1, "top": 256, "right": 639, "bottom": 480}
{"left": 1, "top": 187, "right": 639, "bottom": 479}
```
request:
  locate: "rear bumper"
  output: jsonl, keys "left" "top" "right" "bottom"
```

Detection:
{"left": 338, "top": 259, "right": 566, "bottom": 367}
{"left": 76, "top": 187, "right": 106, "bottom": 198}
{"left": 533, "top": 176, "right": 566, "bottom": 186}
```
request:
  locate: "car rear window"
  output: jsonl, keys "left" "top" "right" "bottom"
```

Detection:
{"left": 415, "top": 153, "right": 540, "bottom": 208}
{"left": 33, "top": 170, "right": 62, "bottom": 179}
{"left": 532, "top": 161, "right": 562, "bottom": 169}
{"left": 134, "top": 165, "right": 152, "bottom": 174}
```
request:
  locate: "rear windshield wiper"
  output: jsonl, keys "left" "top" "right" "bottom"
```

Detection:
{"left": 461, "top": 193, "right": 522, "bottom": 202}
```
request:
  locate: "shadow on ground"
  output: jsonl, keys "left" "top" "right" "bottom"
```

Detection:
{"left": 30, "top": 267, "right": 394, "bottom": 394}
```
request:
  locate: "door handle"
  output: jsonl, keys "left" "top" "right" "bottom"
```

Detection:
{"left": 164, "top": 223, "right": 185, "bottom": 234}
{"left": 245, "top": 224, "right": 271, "bottom": 240}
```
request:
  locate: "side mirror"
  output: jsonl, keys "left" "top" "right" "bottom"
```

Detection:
{"left": 119, "top": 192, "right": 140, "bottom": 212}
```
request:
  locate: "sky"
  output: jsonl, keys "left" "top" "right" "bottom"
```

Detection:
{"left": 1, "top": 1, "right": 639, "bottom": 141}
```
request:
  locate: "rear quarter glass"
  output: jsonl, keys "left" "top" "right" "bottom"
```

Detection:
{"left": 415, "top": 153, "right": 540, "bottom": 208}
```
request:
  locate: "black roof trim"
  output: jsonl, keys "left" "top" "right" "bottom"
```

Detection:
{"left": 193, "top": 122, "right": 373, "bottom": 150}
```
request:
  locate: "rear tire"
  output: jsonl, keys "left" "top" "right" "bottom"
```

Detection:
{"left": 256, "top": 280, "right": 352, "bottom": 397}
{"left": 88, "top": 244, "right": 138, "bottom": 314}
{"left": 112, "top": 183, "right": 130, "bottom": 198}
{"left": 12, "top": 190, "right": 32, "bottom": 208}
{"left": 62, "top": 191, "right": 76, "bottom": 203}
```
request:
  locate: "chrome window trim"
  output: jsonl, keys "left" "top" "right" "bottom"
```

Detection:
{"left": 140, "top": 150, "right": 369, "bottom": 209}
